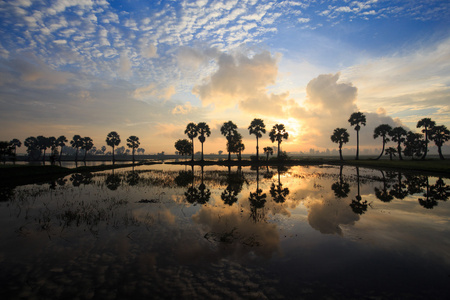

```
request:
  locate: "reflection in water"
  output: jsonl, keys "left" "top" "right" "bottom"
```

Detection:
{"left": 0, "top": 164, "right": 449, "bottom": 298}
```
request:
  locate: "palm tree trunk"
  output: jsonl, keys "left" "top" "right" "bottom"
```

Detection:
{"left": 256, "top": 136, "right": 259, "bottom": 162}
{"left": 191, "top": 138, "right": 194, "bottom": 162}
{"left": 356, "top": 130, "right": 359, "bottom": 160}
{"left": 201, "top": 142, "right": 204, "bottom": 161}
{"left": 339, "top": 145, "right": 343, "bottom": 161}
{"left": 59, "top": 146, "right": 63, "bottom": 161}
{"left": 376, "top": 138, "right": 385, "bottom": 160}
{"left": 112, "top": 146, "right": 115, "bottom": 164}
{"left": 43, "top": 149, "right": 46, "bottom": 163}
{"left": 438, "top": 146, "right": 445, "bottom": 160}
{"left": 277, "top": 142, "right": 280, "bottom": 160}
{"left": 83, "top": 150, "right": 87, "bottom": 161}
{"left": 421, "top": 130, "right": 428, "bottom": 160}
{"left": 132, "top": 148, "right": 135, "bottom": 163}
{"left": 75, "top": 148, "right": 78, "bottom": 162}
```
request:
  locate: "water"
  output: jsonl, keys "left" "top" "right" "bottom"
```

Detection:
{"left": 0, "top": 164, "right": 449, "bottom": 299}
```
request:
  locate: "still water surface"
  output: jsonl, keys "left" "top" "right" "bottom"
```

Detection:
{"left": 0, "top": 164, "right": 449, "bottom": 299}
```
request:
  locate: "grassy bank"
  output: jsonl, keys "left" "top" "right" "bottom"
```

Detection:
{"left": 0, "top": 163, "right": 145, "bottom": 185}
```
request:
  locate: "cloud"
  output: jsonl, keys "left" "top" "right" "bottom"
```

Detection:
{"left": 172, "top": 102, "right": 193, "bottom": 115}
{"left": 193, "top": 50, "right": 281, "bottom": 110}
{"left": 133, "top": 83, "right": 176, "bottom": 101}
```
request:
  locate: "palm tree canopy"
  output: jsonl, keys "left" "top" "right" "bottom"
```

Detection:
{"left": 56, "top": 135, "right": 68, "bottom": 147}
{"left": 389, "top": 127, "right": 407, "bottom": 142}
{"left": 220, "top": 121, "right": 238, "bottom": 140}
{"left": 417, "top": 118, "right": 436, "bottom": 134}
{"left": 197, "top": 122, "right": 211, "bottom": 138}
{"left": 373, "top": 124, "right": 392, "bottom": 140}
{"left": 430, "top": 125, "right": 450, "bottom": 146}
{"left": 184, "top": 122, "right": 198, "bottom": 139}
{"left": 70, "top": 135, "right": 83, "bottom": 148}
{"left": 106, "top": 131, "right": 121, "bottom": 147}
{"left": 348, "top": 112, "right": 367, "bottom": 128}
{"left": 263, "top": 147, "right": 274, "bottom": 155}
{"left": 331, "top": 128, "right": 349, "bottom": 144}
{"left": 269, "top": 124, "right": 289, "bottom": 143}
{"left": 82, "top": 137, "right": 94, "bottom": 151}
{"left": 126, "top": 136, "right": 140, "bottom": 149}
{"left": 10, "top": 138, "right": 21, "bottom": 148}
{"left": 248, "top": 118, "right": 266, "bottom": 138}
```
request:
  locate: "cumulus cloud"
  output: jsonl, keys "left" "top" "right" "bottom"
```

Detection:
{"left": 133, "top": 83, "right": 176, "bottom": 101}
{"left": 172, "top": 102, "right": 193, "bottom": 115}
{"left": 193, "top": 50, "right": 286, "bottom": 112}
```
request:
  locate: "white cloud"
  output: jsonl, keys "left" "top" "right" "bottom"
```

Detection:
{"left": 172, "top": 102, "right": 193, "bottom": 115}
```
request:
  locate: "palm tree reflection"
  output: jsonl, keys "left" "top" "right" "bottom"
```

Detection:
{"left": 185, "top": 166, "right": 210, "bottom": 205}
{"left": 221, "top": 167, "right": 245, "bottom": 206}
{"left": 331, "top": 165, "right": 350, "bottom": 199}
{"left": 349, "top": 167, "right": 369, "bottom": 215}
{"left": 249, "top": 167, "right": 267, "bottom": 222}
{"left": 374, "top": 170, "right": 393, "bottom": 203}
{"left": 270, "top": 166, "right": 290, "bottom": 203}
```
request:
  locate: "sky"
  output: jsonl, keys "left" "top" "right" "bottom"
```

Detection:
{"left": 1, "top": 0, "right": 450, "bottom": 155}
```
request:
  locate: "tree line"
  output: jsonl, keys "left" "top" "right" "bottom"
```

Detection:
{"left": 331, "top": 113, "right": 449, "bottom": 160}
{"left": 0, "top": 132, "right": 145, "bottom": 164}
{"left": 174, "top": 118, "right": 289, "bottom": 162}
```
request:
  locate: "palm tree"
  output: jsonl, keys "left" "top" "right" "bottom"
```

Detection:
{"left": 81, "top": 137, "right": 94, "bottom": 161}
{"left": 385, "top": 147, "right": 397, "bottom": 160}
{"left": 228, "top": 132, "right": 244, "bottom": 161}
{"left": 196, "top": 122, "right": 211, "bottom": 161}
{"left": 56, "top": 135, "right": 68, "bottom": 161}
{"left": 373, "top": 124, "right": 392, "bottom": 160}
{"left": 389, "top": 127, "right": 407, "bottom": 160}
{"left": 248, "top": 118, "right": 266, "bottom": 162}
{"left": 24, "top": 136, "right": 40, "bottom": 160}
{"left": 330, "top": 128, "right": 349, "bottom": 161}
{"left": 263, "top": 146, "right": 273, "bottom": 162}
{"left": 417, "top": 118, "right": 435, "bottom": 160}
{"left": 430, "top": 125, "right": 450, "bottom": 160}
{"left": 36, "top": 135, "right": 51, "bottom": 163}
{"left": 106, "top": 131, "right": 121, "bottom": 163}
{"left": 9, "top": 138, "right": 21, "bottom": 163}
{"left": 220, "top": 121, "right": 238, "bottom": 162}
{"left": 184, "top": 122, "right": 198, "bottom": 162}
{"left": 126, "top": 135, "right": 140, "bottom": 163}
{"left": 269, "top": 124, "right": 289, "bottom": 160}
{"left": 348, "top": 112, "right": 366, "bottom": 160}
{"left": 70, "top": 135, "right": 83, "bottom": 162}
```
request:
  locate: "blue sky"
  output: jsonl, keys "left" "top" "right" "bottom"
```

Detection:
{"left": 1, "top": 0, "right": 450, "bottom": 154}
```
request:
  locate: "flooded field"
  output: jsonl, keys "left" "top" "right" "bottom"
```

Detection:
{"left": 0, "top": 164, "right": 449, "bottom": 299}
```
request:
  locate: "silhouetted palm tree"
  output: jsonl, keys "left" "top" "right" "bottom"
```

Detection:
{"left": 37, "top": 135, "right": 52, "bottom": 163}
{"left": 9, "top": 138, "right": 21, "bottom": 163}
{"left": 70, "top": 135, "right": 83, "bottom": 162}
{"left": 56, "top": 135, "right": 68, "bottom": 162}
{"left": 373, "top": 124, "right": 392, "bottom": 160}
{"left": 220, "top": 121, "right": 238, "bottom": 162}
{"left": 81, "top": 137, "right": 94, "bottom": 161}
{"left": 248, "top": 118, "right": 266, "bottom": 162}
{"left": 106, "top": 131, "right": 121, "bottom": 163}
{"left": 389, "top": 127, "right": 407, "bottom": 160}
{"left": 184, "top": 122, "right": 198, "bottom": 162}
{"left": 429, "top": 125, "right": 450, "bottom": 160}
{"left": 227, "top": 132, "right": 244, "bottom": 161}
{"left": 417, "top": 118, "right": 435, "bottom": 160}
{"left": 385, "top": 147, "right": 397, "bottom": 160}
{"left": 403, "top": 131, "right": 425, "bottom": 160}
{"left": 263, "top": 146, "right": 273, "bottom": 162}
{"left": 196, "top": 122, "right": 211, "bottom": 161}
{"left": 126, "top": 135, "right": 140, "bottom": 163}
{"left": 348, "top": 112, "right": 366, "bottom": 160}
{"left": 24, "top": 136, "right": 40, "bottom": 161}
{"left": 269, "top": 124, "right": 289, "bottom": 160}
{"left": 330, "top": 128, "right": 349, "bottom": 161}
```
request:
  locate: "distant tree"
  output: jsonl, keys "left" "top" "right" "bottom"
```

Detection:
{"left": 221, "top": 121, "right": 238, "bottom": 162}
{"left": 269, "top": 124, "right": 289, "bottom": 160}
{"left": 101, "top": 145, "right": 107, "bottom": 154}
{"left": 417, "top": 118, "right": 435, "bottom": 160}
{"left": 348, "top": 112, "right": 366, "bottom": 160}
{"left": 429, "top": 125, "right": 450, "bottom": 160}
{"left": 9, "top": 138, "right": 21, "bottom": 158}
{"left": 137, "top": 148, "right": 145, "bottom": 155}
{"left": 70, "top": 135, "right": 83, "bottom": 162}
{"left": 331, "top": 128, "right": 349, "bottom": 161}
{"left": 56, "top": 135, "right": 68, "bottom": 161}
{"left": 248, "top": 118, "right": 266, "bottom": 162}
{"left": 373, "top": 124, "right": 392, "bottom": 160}
{"left": 115, "top": 146, "right": 126, "bottom": 155}
{"left": 385, "top": 147, "right": 397, "bottom": 160}
{"left": 106, "top": 131, "right": 121, "bottom": 163}
{"left": 403, "top": 131, "right": 425, "bottom": 160}
{"left": 389, "top": 127, "right": 407, "bottom": 160}
{"left": 174, "top": 139, "right": 193, "bottom": 159}
{"left": 126, "top": 135, "right": 140, "bottom": 162}
{"left": 263, "top": 146, "right": 273, "bottom": 162}
{"left": 184, "top": 122, "right": 198, "bottom": 162}
{"left": 81, "top": 137, "right": 94, "bottom": 161}
{"left": 196, "top": 122, "right": 211, "bottom": 161}
{"left": 218, "top": 150, "right": 223, "bottom": 156}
